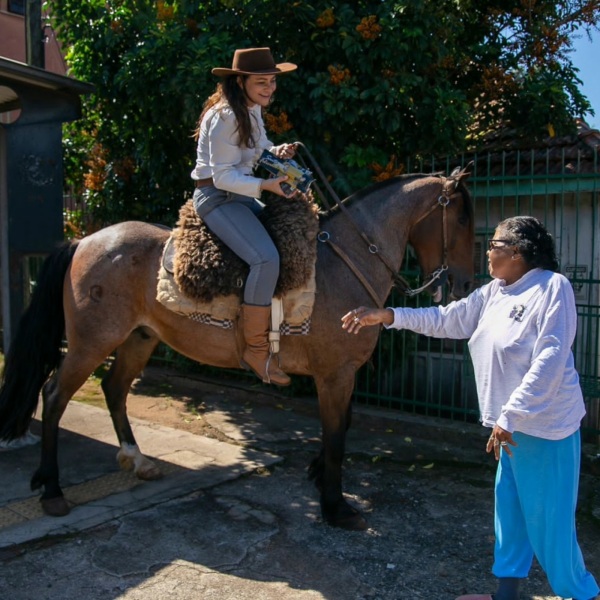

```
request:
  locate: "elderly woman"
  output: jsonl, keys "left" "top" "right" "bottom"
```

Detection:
{"left": 342, "top": 216, "right": 599, "bottom": 600}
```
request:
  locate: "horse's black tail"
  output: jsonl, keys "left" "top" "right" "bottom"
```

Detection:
{"left": 0, "top": 241, "right": 79, "bottom": 441}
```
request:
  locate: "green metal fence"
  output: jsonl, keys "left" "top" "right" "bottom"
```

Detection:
{"left": 20, "top": 142, "right": 594, "bottom": 437}
{"left": 353, "top": 146, "right": 600, "bottom": 437}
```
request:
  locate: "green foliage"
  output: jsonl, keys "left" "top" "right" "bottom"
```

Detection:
{"left": 47, "top": 0, "right": 600, "bottom": 226}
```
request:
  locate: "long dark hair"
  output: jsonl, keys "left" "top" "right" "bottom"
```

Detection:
{"left": 498, "top": 216, "right": 559, "bottom": 272}
{"left": 193, "top": 76, "right": 255, "bottom": 147}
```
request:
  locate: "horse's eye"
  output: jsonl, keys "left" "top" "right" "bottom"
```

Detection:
{"left": 458, "top": 215, "right": 468, "bottom": 226}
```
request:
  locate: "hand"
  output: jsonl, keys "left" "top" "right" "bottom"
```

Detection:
{"left": 341, "top": 306, "right": 394, "bottom": 333}
{"left": 260, "top": 175, "right": 292, "bottom": 198}
{"left": 486, "top": 425, "right": 517, "bottom": 460}
{"left": 273, "top": 143, "right": 297, "bottom": 160}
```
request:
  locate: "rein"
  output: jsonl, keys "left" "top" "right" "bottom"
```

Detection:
{"left": 295, "top": 143, "right": 458, "bottom": 306}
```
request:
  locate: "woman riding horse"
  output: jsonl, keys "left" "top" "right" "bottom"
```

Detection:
{"left": 191, "top": 47, "right": 298, "bottom": 387}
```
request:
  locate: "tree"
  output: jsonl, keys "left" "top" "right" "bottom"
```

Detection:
{"left": 49, "top": 0, "right": 600, "bottom": 228}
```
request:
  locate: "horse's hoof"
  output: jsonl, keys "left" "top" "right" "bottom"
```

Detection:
{"left": 117, "top": 448, "right": 162, "bottom": 479}
{"left": 41, "top": 496, "right": 71, "bottom": 517}
{"left": 135, "top": 464, "right": 163, "bottom": 481}
{"left": 330, "top": 511, "right": 368, "bottom": 531}
{"left": 325, "top": 503, "right": 368, "bottom": 531}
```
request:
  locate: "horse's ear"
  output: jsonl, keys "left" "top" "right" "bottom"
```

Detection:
{"left": 451, "top": 161, "right": 474, "bottom": 182}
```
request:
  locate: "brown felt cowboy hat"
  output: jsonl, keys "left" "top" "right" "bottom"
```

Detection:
{"left": 211, "top": 48, "right": 297, "bottom": 77}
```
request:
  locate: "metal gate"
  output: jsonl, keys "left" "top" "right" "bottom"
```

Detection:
{"left": 49, "top": 137, "right": 600, "bottom": 437}
{"left": 353, "top": 142, "right": 600, "bottom": 437}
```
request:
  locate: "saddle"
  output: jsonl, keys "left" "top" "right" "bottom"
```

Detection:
{"left": 156, "top": 193, "right": 320, "bottom": 335}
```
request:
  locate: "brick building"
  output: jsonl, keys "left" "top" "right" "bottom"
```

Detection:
{"left": 0, "top": 0, "right": 66, "bottom": 76}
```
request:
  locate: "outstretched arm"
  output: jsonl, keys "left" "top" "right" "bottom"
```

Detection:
{"left": 341, "top": 306, "right": 394, "bottom": 334}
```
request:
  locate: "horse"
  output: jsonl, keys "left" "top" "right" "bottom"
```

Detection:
{"left": 0, "top": 167, "right": 474, "bottom": 531}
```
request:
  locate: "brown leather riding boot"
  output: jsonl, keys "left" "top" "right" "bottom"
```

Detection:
{"left": 240, "top": 304, "right": 291, "bottom": 387}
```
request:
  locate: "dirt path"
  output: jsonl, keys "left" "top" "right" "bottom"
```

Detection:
{"left": 73, "top": 365, "right": 220, "bottom": 437}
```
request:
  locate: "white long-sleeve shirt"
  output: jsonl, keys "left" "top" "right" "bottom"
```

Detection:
{"left": 191, "top": 103, "right": 273, "bottom": 198}
{"left": 386, "top": 269, "right": 586, "bottom": 440}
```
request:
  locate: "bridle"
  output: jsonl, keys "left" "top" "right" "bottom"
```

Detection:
{"left": 313, "top": 167, "right": 462, "bottom": 308}
{"left": 397, "top": 174, "right": 462, "bottom": 298}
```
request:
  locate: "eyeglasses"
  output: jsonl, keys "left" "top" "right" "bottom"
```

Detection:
{"left": 487, "top": 239, "right": 514, "bottom": 251}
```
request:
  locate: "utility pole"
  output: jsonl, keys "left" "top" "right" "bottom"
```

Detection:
{"left": 25, "top": 0, "right": 45, "bottom": 69}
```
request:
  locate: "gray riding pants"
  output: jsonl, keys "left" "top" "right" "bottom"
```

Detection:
{"left": 193, "top": 188, "right": 279, "bottom": 307}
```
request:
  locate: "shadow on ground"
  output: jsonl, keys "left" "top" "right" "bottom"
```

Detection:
{"left": 0, "top": 366, "right": 598, "bottom": 600}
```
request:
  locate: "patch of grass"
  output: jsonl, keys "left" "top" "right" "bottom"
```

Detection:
{"left": 72, "top": 374, "right": 106, "bottom": 409}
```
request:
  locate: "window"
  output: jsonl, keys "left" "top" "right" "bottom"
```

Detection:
{"left": 8, "top": 0, "right": 25, "bottom": 16}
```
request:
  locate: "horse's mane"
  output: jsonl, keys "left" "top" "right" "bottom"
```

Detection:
{"left": 346, "top": 172, "right": 432, "bottom": 204}
{"left": 457, "top": 178, "right": 474, "bottom": 224}
{"left": 330, "top": 173, "right": 439, "bottom": 210}
{"left": 319, "top": 171, "right": 473, "bottom": 225}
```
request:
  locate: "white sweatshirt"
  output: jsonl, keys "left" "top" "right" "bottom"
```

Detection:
{"left": 191, "top": 103, "right": 273, "bottom": 198}
{"left": 386, "top": 269, "right": 586, "bottom": 440}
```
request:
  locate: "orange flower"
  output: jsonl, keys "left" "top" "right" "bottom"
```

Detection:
{"left": 356, "top": 15, "right": 382, "bottom": 41}
{"left": 265, "top": 112, "right": 294, "bottom": 135}
{"left": 156, "top": 0, "right": 174, "bottom": 22}
{"left": 328, "top": 65, "right": 351, "bottom": 85}
{"left": 316, "top": 8, "right": 335, "bottom": 28}
{"left": 84, "top": 144, "right": 108, "bottom": 192}
{"left": 370, "top": 155, "right": 404, "bottom": 182}
{"left": 110, "top": 19, "right": 123, "bottom": 34}
{"left": 64, "top": 216, "right": 83, "bottom": 238}
{"left": 83, "top": 171, "right": 105, "bottom": 192}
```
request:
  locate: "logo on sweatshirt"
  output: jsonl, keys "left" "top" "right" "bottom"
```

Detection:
{"left": 509, "top": 304, "right": 526, "bottom": 322}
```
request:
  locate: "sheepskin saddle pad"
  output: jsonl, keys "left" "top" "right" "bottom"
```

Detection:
{"left": 156, "top": 192, "right": 320, "bottom": 333}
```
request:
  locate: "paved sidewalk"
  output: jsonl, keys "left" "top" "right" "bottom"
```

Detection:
{"left": 0, "top": 373, "right": 597, "bottom": 600}
{"left": 0, "top": 401, "right": 281, "bottom": 548}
